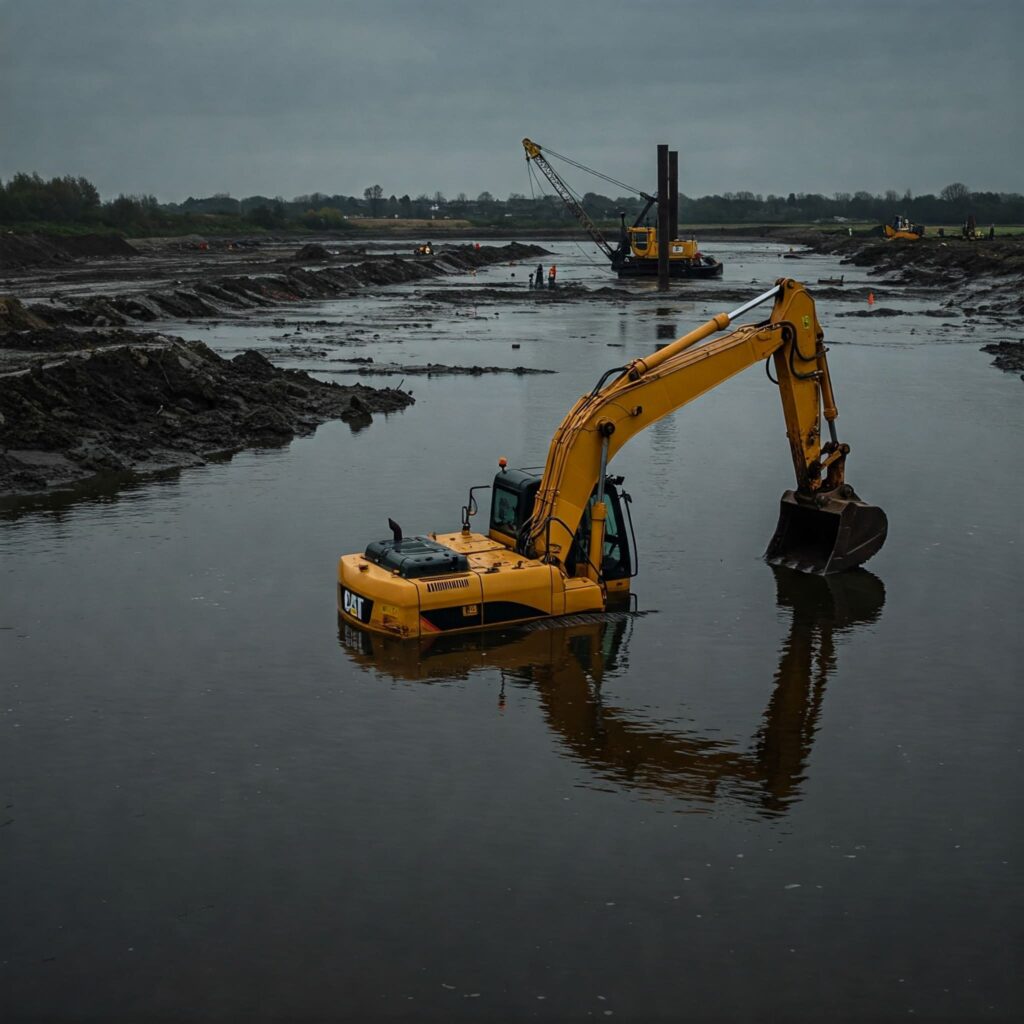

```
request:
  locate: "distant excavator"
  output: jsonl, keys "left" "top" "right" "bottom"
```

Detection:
{"left": 883, "top": 215, "right": 925, "bottom": 240}
{"left": 337, "top": 279, "right": 887, "bottom": 639}
{"left": 522, "top": 138, "right": 723, "bottom": 279}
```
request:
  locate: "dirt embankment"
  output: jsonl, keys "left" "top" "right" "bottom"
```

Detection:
{"left": 0, "top": 232, "right": 139, "bottom": 271}
{"left": 980, "top": 341, "right": 1024, "bottom": 378}
{"left": 789, "top": 232, "right": 1024, "bottom": 379}
{"left": 0, "top": 296, "right": 49, "bottom": 331}
{"left": 10, "top": 241, "right": 550, "bottom": 329}
{"left": 0, "top": 331, "right": 413, "bottom": 495}
{"left": 798, "top": 233, "right": 1024, "bottom": 310}
{"left": 0, "top": 242, "right": 554, "bottom": 496}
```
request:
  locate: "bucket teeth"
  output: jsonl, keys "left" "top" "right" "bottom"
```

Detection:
{"left": 765, "top": 488, "right": 888, "bottom": 575}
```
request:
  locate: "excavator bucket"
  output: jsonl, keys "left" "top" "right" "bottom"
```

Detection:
{"left": 765, "top": 487, "right": 888, "bottom": 575}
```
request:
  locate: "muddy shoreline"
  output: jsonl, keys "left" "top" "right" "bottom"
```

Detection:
{"left": 2, "top": 232, "right": 1021, "bottom": 496}
{"left": 0, "top": 241, "right": 550, "bottom": 496}
{"left": 0, "top": 331, "right": 414, "bottom": 495}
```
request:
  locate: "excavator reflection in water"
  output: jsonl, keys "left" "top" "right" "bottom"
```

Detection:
{"left": 339, "top": 566, "right": 885, "bottom": 817}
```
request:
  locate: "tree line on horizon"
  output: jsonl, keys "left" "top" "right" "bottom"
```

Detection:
{"left": 2, "top": 172, "right": 1022, "bottom": 235}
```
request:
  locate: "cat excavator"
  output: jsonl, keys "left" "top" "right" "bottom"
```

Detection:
{"left": 337, "top": 279, "right": 888, "bottom": 639}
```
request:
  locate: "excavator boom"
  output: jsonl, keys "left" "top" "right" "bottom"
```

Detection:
{"left": 525, "top": 279, "right": 886, "bottom": 576}
{"left": 337, "top": 279, "right": 887, "bottom": 639}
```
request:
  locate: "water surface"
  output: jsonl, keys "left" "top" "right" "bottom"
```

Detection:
{"left": 2, "top": 241, "right": 1021, "bottom": 1022}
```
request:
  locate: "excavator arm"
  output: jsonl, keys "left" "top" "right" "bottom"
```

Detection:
{"left": 525, "top": 279, "right": 886, "bottom": 576}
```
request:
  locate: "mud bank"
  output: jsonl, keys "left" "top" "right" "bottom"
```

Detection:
{"left": 0, "top": 242, "right": 550, "bottom": 496}
{"left": 0, "top": 331, "right": 413, "bottom": 495}
{"left": 981, "top": 341, "right": 1024, "bottom": 378}
{"left": 0, "top": 232, "right": 140, "bottom": 271}
{"left": 786, "top": 231, "right": 1024, "bottom": 378}
{"left": 800, "top": 233, "right": 1024, "bottom": 304}
{"left": 11, "top": 242, "right": 550, "bottom": 329}
{"left": 320, "top": 360, "right": 555, "bottom": 377}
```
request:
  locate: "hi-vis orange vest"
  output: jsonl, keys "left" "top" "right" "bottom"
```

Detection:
{"left": 548, "top": 265, "right": 556, "bottom": 278}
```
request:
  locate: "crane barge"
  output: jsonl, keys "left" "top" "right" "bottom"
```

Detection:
{"left": 522, "top": 138, "right": 723, "bottom": 279}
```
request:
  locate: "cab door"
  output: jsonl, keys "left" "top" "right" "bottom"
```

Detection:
{"left": 566, "top": 481, "right": 635, "bottom": 585}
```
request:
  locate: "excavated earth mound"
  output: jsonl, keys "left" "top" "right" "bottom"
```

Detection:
{"left": 0, "top": 333, "right": 413, "bottom": 495}
{"left": 0, "top": 297, "right": 50, "bottom": 331}
{"left": 0, "top": 232, "right": 139, "bottom": 271}
{"left": 22, "top": 242, "right": 551, "bottom": 328}
{"left": 806, "top": 234, "right": 1024, "bottom": 291}
{"left": 980, "top": 340, "right": 1024, "bottom": 378}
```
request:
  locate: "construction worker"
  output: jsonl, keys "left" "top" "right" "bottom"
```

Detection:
{"left": 548, "top": 264, "right": 557, "bottom": 289}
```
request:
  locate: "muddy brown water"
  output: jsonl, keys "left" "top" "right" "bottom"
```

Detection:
{"left": 2, "top": 241, "right": 1022, "bottom": 1021}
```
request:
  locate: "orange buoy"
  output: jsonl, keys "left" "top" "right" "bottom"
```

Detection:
{"left": 867, "top": 291, "right": 875, "bottom": 305}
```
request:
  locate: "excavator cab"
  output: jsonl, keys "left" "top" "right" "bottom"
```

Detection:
{"left": 488, "top": 468, "right": 635, "bottom": 586}
{"left": 566, "top": 481, "right": 635, "bottom": 586}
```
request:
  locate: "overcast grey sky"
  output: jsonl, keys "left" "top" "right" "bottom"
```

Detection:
{"left": 1, "top": 0, "right": 1020, "bottom": 202}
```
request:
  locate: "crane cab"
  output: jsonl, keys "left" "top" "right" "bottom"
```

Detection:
{"left": 628, "top": 226, "right": 699, "bottom": 262}
{"left": 615, "top": 224, "right": 722, "bottom": 278}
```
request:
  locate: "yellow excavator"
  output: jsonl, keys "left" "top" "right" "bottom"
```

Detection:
{"left": 337, "top": 279, "right": 888, "bottom": 639}
{"left": 883, "top": 215, "right": 925, "bottom": 240}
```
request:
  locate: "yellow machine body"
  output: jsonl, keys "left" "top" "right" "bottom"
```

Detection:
{"left": 337, "top": 279, "right": 888, "bottom": 640}
{"left": 339, "top": 530, "right": 605, "bottom": 639}
{"left": 883, "top": 223, "right": 924, "bottom": 240}
{"left": 628, "top": 225, "right": 699, "bottom": 261}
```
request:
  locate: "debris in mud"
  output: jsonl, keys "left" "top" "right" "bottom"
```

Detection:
{"left": 835, "top": 306, "right": 950, "bottom": 318}
{"left": 0, "top": 331, "right": 414, "bottom": 495}
{"left": 322, "top": 359, "right": 554, "bottom": 377}
{"left": 980, "top": 341, "right": 1024, "bottom": 379}
{"left": 836, "top": 307, "right": 906, "bottom": 318}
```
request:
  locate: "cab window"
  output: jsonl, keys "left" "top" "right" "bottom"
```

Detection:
{"left": 567, "top": 491, "right": 630, "bottom": 579}
{"left": 600, "top": 496, "right": 626, "bottom": 576}
{"left": 490, "top": 485, "right": 520, "bottom": 534}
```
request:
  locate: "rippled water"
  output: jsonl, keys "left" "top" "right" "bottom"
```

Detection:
{"left": 2, "top": 242, "right": 1022, "bottom": 1021}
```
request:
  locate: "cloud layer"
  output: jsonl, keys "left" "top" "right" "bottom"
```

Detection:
{"left": 2, "top": 0, "right": 1020, "bottom": 201}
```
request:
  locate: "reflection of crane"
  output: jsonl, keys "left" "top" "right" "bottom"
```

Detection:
{"left": 522, "top": 137, "right": 723, "bottom": 279}
{"left": 338, "top": 567, "right": 886, "bottom": 817}
{"left": 337, "top": 281, "right": 888, "bottom": 639}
